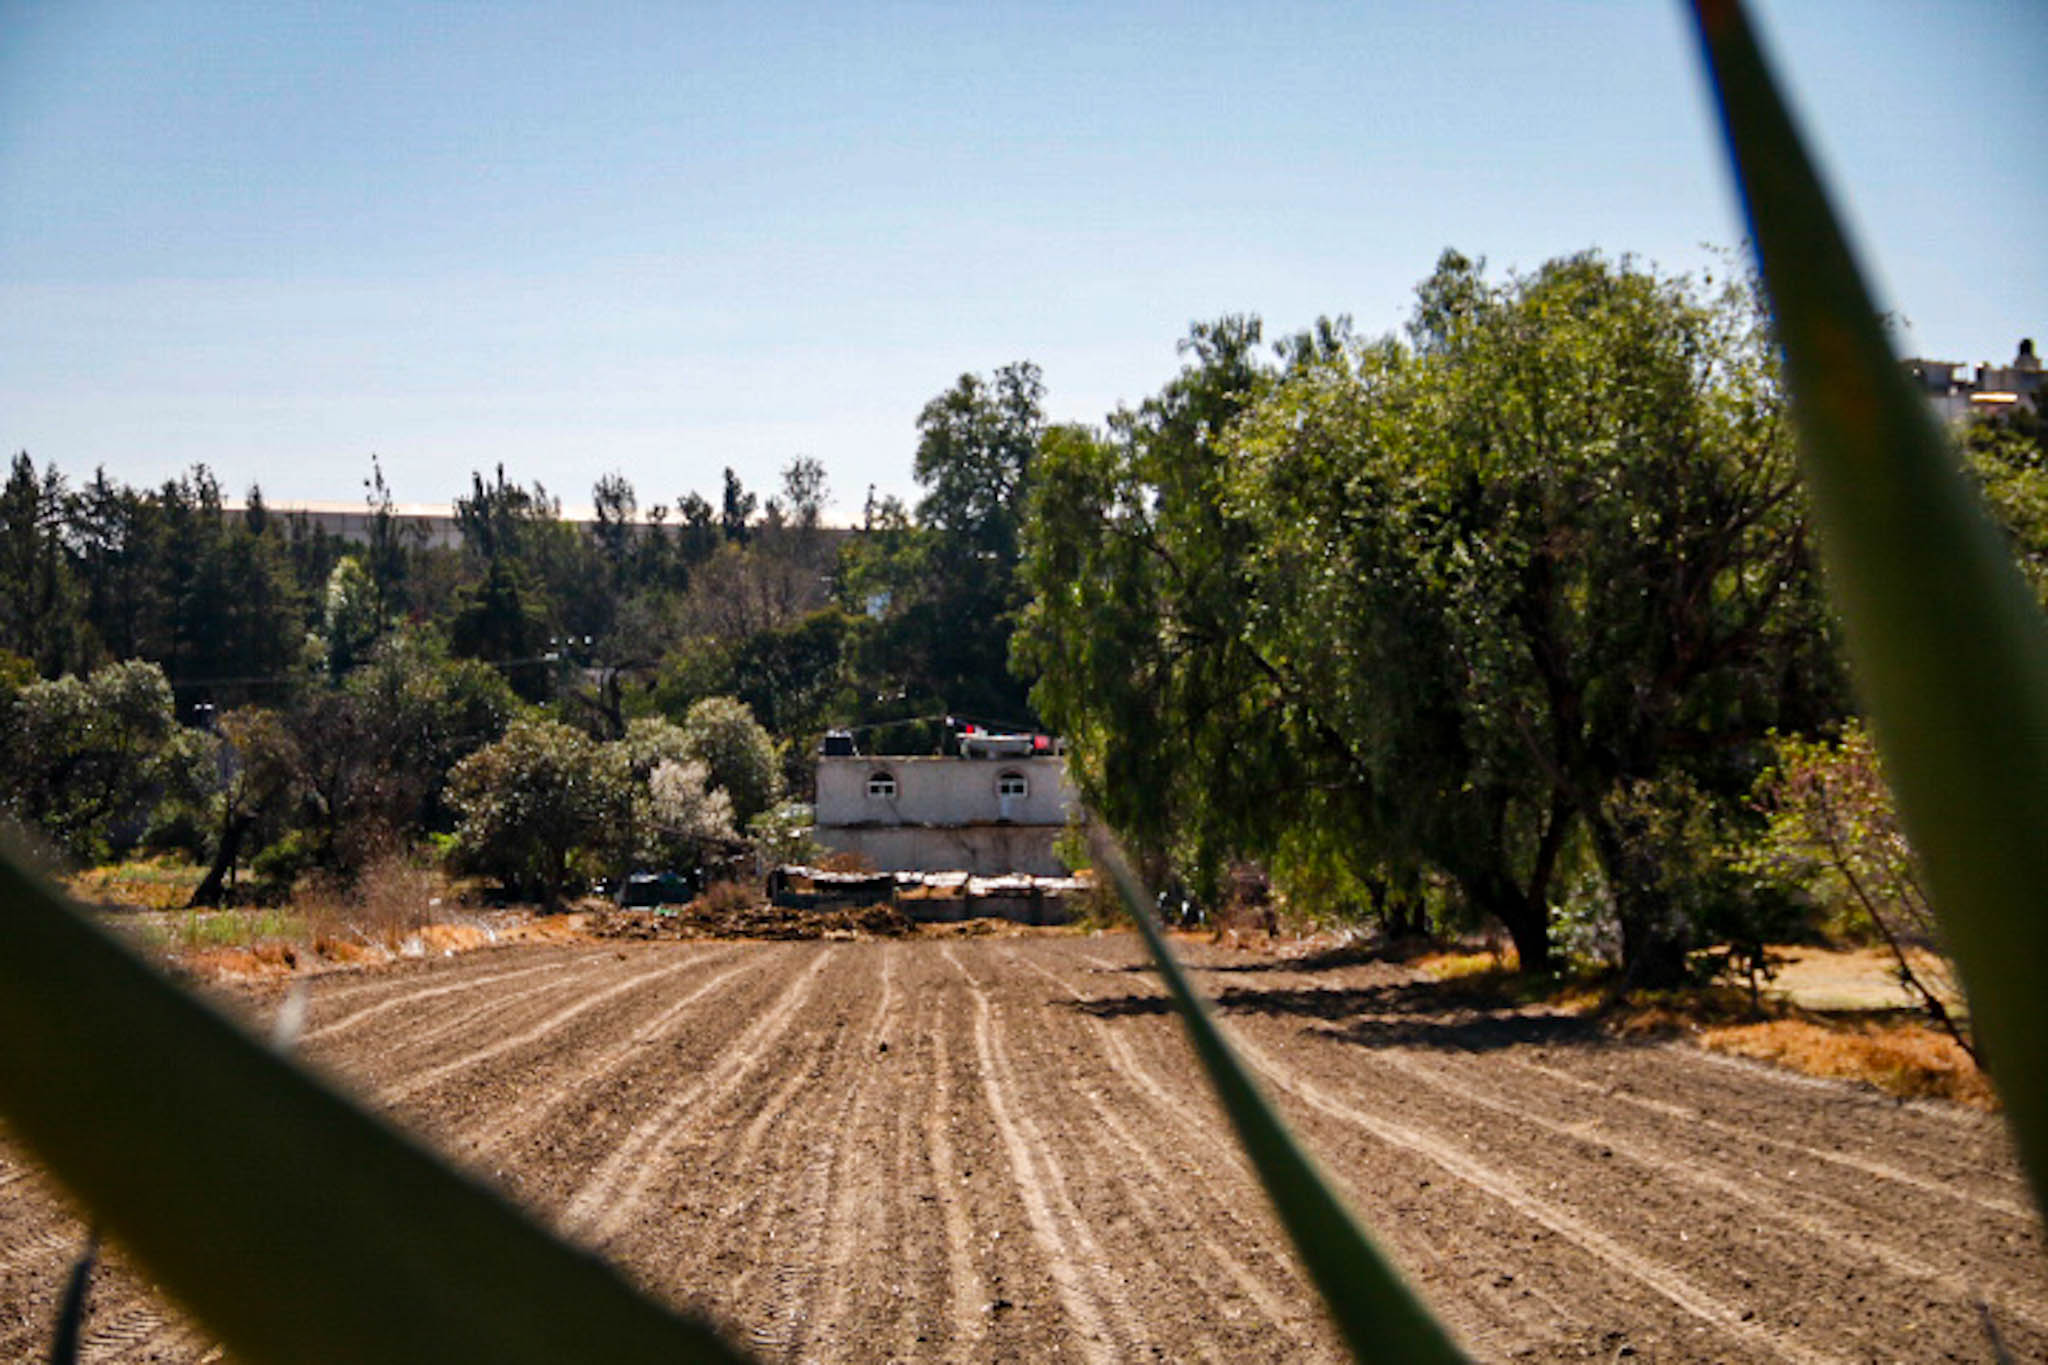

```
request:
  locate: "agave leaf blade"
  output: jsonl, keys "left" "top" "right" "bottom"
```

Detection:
{"left": 0, "top": 853, "right": 752, "bottom": 1365}
{"left": 1093, "top": 834, "right": 1468, "bottom": 1363}
{"left": 1690, "top": 0, "right": 2048, "bottom": 1209}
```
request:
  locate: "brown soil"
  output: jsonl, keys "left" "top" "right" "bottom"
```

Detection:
{"left": 592, "top": 899, "right": 917, "bottom": 941}
{"left": 3, "top": 935, "right": 2042, "bottom": 1362}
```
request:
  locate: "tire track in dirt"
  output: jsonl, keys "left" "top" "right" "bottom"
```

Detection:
{"left": 1593, "top": 1044, "right": 2031, "bottom": 1199}
{"left": 942, "top": 943, "right": 1135, "bottom": 1365}
{"left": 560, "top": 950, "right": 833, "bottom": 1247}
{"left": 302, "top": 956, "right": 584, "bottom": 1043}
{"left": 1223, "top": 1023, "right": 1852, "bottom": 1365}
{"left": 449, "top": 947, "right": 757, "bottom": 1160}
{"left": 1006, "top": 950, "right": 1330, "bottom": 1353}
{"left": 1105, "top": 945, "right": 1849, "bottom": 1363}
{"left": 744, "top": 947, "right": 907, "bottom": 1361}
{"left": 317, "top": 956, "right": 625, "bottom": 1073}
{"left": 1501, "top": 1053, "right": 2038, "bottom": 1222}
{"left": 1188, "top": 952, "right": 2036, "bottom": 1358}
{"left": 1025, "top": 949, "right": 1579, "bottom": 1360}
{"left": 77, "top": 1301, "right": 166, "bottom": 1363}
{"left": 1353, "top": 1044, "right": 2048, "bottom": 1342}
{"left": 919, "top": 983, "right": 991, "bottom": 1358}
{"left": 573, "top": 949, "right": 863, "bottom": 1301}
{"left": 10, "top": 934, "right": 2042, "bottom": 1364}
{"left": 90, "top": 1311, "right": 212, "bottom": 1365}
{"left": 1196, "top": 961, "right": 2048, "bottom": 1326}
{"left": 1013, "top": 953, "right": 1252, "bottom": 1180}
{"left": 983, "top": 980, "right": 1277, "bottom": 1359}
{"left": 1183, "top": 950, "right": 2046, "bottom": 1332}
{"left": 375, "top": 953, "right": 709, "bottom": 1107}
{"left": 867, "top": 968, "right": 965, "bottom": 1359}
{"left": 1671, "top": 1042, "right": 1994, "bottom": 1127}
{"left": 797, "top": 948, "right": 906, "bottom": 1354}
{"left": 0, "top": 1223, "right": 81, "bottom": 1279}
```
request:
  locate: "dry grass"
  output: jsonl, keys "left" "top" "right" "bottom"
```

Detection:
{"left": 92, "top": 853, "right": 598, "bottom": 983}
{"left": 1590, "top": 985, "right": 1992, "bottom": 1110}
{"left": 1413, "top": 946, "right": 1515, "bottom": 980}
{"left": 69, "top": 858, "right": 206, "bottom": 911}
{"left": 1398, "top": 941, "right": 1992, "bottom": 1110}
{"left": 300, "top": 855, "right": 446, "bottom": 952}
{"left": 1696, "top": 1016, "right": 1995, "bottom": 1108}
{"left": 697, "top": 878, "right": 764, "bottom": 915}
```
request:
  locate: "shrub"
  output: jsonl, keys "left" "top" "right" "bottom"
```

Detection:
{"left": 447, "top": 718, "right": 635, "bottom": 904}
{"left": 1748, "top": 723, "right": 1975, "bottom": 1058}
{"left": 678, "top": 696, "right": 780, "bottom": 825}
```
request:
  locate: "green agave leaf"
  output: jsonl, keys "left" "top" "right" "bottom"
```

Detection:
{"left": 1689, "top": 0, "right": 2048, "bottom": 1210}
{"left": 0, "top": 852, "right": 752, "bottom": 1365}
{"left": 1091, "top": 831, "right": 1468, "bottom": 1363}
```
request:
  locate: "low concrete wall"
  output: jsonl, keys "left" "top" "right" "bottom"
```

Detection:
{"left": 814, "top": 823, "right": 1067, "bottom": 878}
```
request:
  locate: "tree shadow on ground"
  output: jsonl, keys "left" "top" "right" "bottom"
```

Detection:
{"left": 1088, "top": 941, "right": 1395, "bottom": 976}
{"left": 1196, "top": 943, "right": 1396, "bottom": 974}
{"left": 1070, "top": 975, "right": 1609, "bottom": 1053}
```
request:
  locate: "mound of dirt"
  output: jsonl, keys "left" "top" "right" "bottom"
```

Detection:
{"left": 591, "top": 898, "right": 915, "bottom": 941}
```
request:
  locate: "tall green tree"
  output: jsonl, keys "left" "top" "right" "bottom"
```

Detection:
{"left": 847, "top": 361, "right": 1047, "bottom": 727}
{"left": 1023, "top": 259, "right": 1836, "bottom": 980}
{"left": 0, "top": 453, "right": 89, "bottom": 676}
{"left": 447, "top": 718, "right": 635, "bottom": 904}
{"left": 1401, "top": 252, "right": 1834, "bottom": 981}
{"left": 1018, "top": 321, "right": 1286, "bottom": 902}
{"left": 0, "top": 660, "right": 203, "bottom": 860}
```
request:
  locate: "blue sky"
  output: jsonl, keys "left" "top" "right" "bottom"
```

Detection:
{"left": 3, "top": 1, "right": 2041, "bottom": 519}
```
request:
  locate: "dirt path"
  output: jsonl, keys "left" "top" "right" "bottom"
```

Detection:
{"left": 2, "top": 935, "right": 2042, "bottom": 1362}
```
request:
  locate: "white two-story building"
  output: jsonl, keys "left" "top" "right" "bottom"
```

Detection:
{"left": 813, "top": 746, "right": 1078, "bottom": 877}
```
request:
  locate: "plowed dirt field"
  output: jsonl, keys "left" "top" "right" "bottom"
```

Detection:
{"left": 4, "top": 934, "right": 2043, "bottom": 1362}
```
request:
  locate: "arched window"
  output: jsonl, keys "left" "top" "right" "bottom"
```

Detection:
{"left": 866, "top": 770, "right": 898, "bottom": 799}
{"left": 997, "top": 770, "right": 1029, "bottom": 799}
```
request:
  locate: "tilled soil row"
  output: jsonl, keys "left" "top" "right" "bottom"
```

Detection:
{"left": 1, "top": 935, "right": 2041, "bottom": 1362}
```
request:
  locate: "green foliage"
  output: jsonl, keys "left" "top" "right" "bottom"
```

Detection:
{"left": 642, "top": 757, "right": 737, "bottom": 873}
{"left": 320, "top": 557, "right": 384, "bottom": 679}
{"left": 1747, "top": 725, "right": 1971, "bottom": 1051}
{"left": 0, "top": 660, "right": 198, "bottom": 861}
{"left": 1692, "top": 0, "right": 2048, "bottom": 1205}
{"left": 189, "top": 706, "right": 304, "bottom": 907}
{"left": 746, "top": 798, "right": 819, "bottom": 868}
{"left": 447, "top": 718, "right": 636, "bottom": 903}
{"left": 1017, "top": 319, "right": 1281, "bottom": 906}
{"left": 1964, "top": 421, "right": 2048, "bottom": 600}
{"left": 678, "top": 695, "right": 781, "bottom": 825}
{"left": 0, "top": 452, "right": 91, "bottom": 676}
{"left": 620, "top": 717, "right": 738, "bottom": 871}
{"left": 842, "top": 362, "right": 1046, "bottom": 727}
{"left": 1023, "top": 271, "right": 1830, "bottom": 979}
{"left": 448, "top": 557, "right": 553, "bottom": 701}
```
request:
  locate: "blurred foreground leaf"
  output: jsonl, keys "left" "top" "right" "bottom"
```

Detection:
{"left": 1690, "top": 0, "right": 2048, "bottom": 1210}
{"left": 0, "top": 852, "right": 751, "bottom": 1365}
{"left": 1093, "top": 832, "right": 1467, "bottom": 1363}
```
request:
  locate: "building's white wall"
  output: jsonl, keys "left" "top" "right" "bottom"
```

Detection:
{"left": 814, "top": 823, "right": 1068, "bottom": 878}
{"left": 815, "top": 755, "right": 1075, "bottom": 829}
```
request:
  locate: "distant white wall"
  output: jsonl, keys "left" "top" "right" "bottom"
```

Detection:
{"left": 815, "top": 755, "right": 1075, "bottom": 829}
{"left": 814, "top": 824, "right": 1068, "bottom": 878}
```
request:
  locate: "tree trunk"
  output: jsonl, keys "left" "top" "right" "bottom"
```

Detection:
{"left": 1496, "top": 890, "right": 1552, "bottom": 975}
{"left": 1461, "top": 870, "right": 1551, "bottom": 975}
{"left": 1584, "top": 804, "right": 1693, "bottom": 989}
{"left": 189, "top": 812, "right": 253, "bottom": 909}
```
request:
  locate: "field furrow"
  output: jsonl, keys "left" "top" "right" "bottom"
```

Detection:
{"left": 4, "top": 933, "right": 2042, "bottom": 1363}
